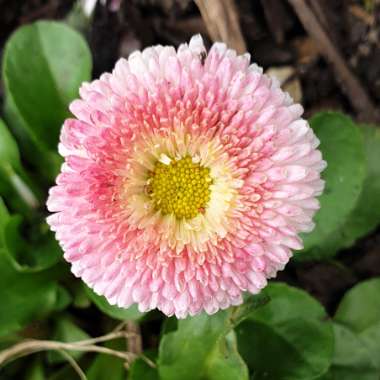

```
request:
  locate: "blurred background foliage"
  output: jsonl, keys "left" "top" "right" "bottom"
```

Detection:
{"left": 0, "top": 1, "right": 380, "bottom": 379}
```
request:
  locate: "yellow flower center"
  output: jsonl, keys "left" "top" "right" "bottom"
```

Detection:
{"left": 148, "top": 155, "right": 212, "bottom": 219}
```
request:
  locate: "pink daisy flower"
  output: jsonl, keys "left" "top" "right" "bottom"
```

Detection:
{"left": 47, "top": 35, "right": 326, "bottom": 318}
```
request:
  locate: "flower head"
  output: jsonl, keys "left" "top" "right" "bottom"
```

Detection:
{"left": 47, "top": 35, "right": 326, "bottom": 318}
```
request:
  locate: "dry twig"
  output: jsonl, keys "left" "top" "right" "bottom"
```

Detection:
{"left": 288, "top": 0, "right": 379, "bottom": 122}
{"left": 0, "top": 328, "right": 159, "bottom": 376}
{"left": 58, "top": 350, "right": 88, "bottom": 380}
{"left": 194, "top": 0, "right": 246, "bottom": 54}
{"left": 126, "top": 321, "right": 143, "bottom": 358}
{"left": 0, "top": 339, "right": 136, "bottom": 367}
{"left": 349, "top": 4, "right": 375, "bottom": 26}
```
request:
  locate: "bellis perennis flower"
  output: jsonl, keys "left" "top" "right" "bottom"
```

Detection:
{"left": 47, "top": 35, "right": 326, "bottom": 318}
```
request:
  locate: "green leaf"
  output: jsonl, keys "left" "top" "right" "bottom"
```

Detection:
{"left": 25, "top": 359, "right": 45, "bottom": 380}
{"left": 47, "top": 366, "right": 78, "bottom": 380}
{"left": 3, "top": 96, "right": 62, "bottom": 182}
{"left": 2, "top": 21, "right": 91, "bottom": 182}
{"left": 335, "top": 278, "right": 380, "bottom": 333}
{"left": 86, "top": 341, "right": 125, "bottom": 380}
{"left": 158, "top": 310, "right": 248, "bottom": 380}
{"left": 336, "top": 125, "right": 380, "bottom": 248}
{"left": 321, "top": 324, "right": 378, "bottom": 380}
{"left": 47, "top": 316, "right": 90, "bottom": 364}
{"left": 307, "top": 124, "right": 380, "bottom": 260}
{"left": 73, "top": 282, "right": 91, "bottom": 308}
{"left": 248, "top": 282, "right": 329, "bottom": 322}
{"left": 0, "top": 251, "right": 64, "bottom": 337}
{"left": 2, "top": 20, "right": 92, "bottom": 151}
{"left": 236, "top": 283, "right": 334, "bottom": 380}
{"left": 0, "top": 197, "right": 10, "bottom": 247}
{"left": 359, "top": 321, "right": 380, "bottom": 370}
{"left": 0, "top": 118, "right": 21, "bottom": 170}
{"left": 334, "top": 278, "right": 380, "bottom": 369}
{"left": 230, "top": 292, "right": 270, "bottom": 327}
{"left": 129, "top": 351, "right": 159, "bottom": 380}
{"left": 54, "top": 285, "right": 72, "bottom": 311}
{"left": 298, "top": 112, "right": 366, "bottom": 260}
{"left": 2, "top": 215, "right": 62, "bottom": 272}
{"left": 0, "top": 119, "right": 40, "bottom": 210}
{"left": 207, "top": 331, "right": 249, "bottom": 380}
{"left": 85, "top": 285, "right": 143, "bottom": 321}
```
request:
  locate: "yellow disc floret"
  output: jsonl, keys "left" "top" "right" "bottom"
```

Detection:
{"left": 148, "top": 155, "right": 212, "bottom": 219}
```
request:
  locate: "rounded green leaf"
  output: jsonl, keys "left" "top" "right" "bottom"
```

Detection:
{"left": 334, "top": 278, "right": 380, "bottom": 369}
{"left": 323, "top": 324, "right": 378, "bottom": 380}
{"left": 236, "top": 283, "right": 334, "bottom": 380}
{"left": 298, "top": 112, "right": 366, "bottom": 260}
{"left": 158, "top": 310, "right": 248, "bottom": 380}
{"left": 335, "top": 278, "right": 380, "bottom": 333}
{"left": 84, "top": 285, "right": 143, "bottom": 320}
{"left": 307, "top": 124, "right": 380, "bottom": 259}
{"left": 359, "top": 321, "right": 380, "bottom": 370}
{"left": 336, "top": 125, "right": 380, "bottom": 248}
{"left": 2, "top": 20, "right": 91, "bottom": 150}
